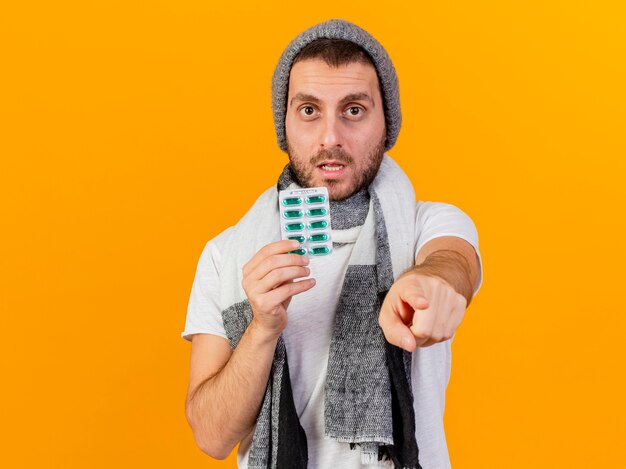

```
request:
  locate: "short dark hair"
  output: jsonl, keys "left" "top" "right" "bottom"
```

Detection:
{"left": 292, "top": 38, "right": 376, "bottom": 69}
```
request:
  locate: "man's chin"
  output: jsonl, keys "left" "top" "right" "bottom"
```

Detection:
{"left": 325, "top": 182, "right": 357, "bottom": 202}
{"left": 296, "top": 174, "right": 356, "bottom": 201}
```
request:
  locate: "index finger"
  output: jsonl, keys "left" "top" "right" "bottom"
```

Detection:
{"left": 379, "top": 302, "right": 417, "bottom": 352}
{"left": 243, "top": 239, "right": 302, "bottom": 276}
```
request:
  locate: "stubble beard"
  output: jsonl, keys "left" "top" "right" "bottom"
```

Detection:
{"left": 286, "top": 134, "right": 387, "bottom": 201}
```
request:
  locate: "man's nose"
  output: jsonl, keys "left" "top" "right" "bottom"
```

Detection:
{"left": 319, "top": 114, "right": 342, "bottom": 148}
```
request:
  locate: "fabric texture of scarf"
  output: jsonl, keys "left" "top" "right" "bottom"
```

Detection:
{"left": 218, "top": 155, "right": 422, "bottom": 469}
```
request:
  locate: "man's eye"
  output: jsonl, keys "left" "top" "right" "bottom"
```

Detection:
{"left": 347, "top": 107, "right": 362, "bottom": 116}
{"left": 300, "top": 106, "right": 316, "bottom": 116}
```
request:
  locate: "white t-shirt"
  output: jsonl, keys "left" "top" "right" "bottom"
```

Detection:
{"left": 182, "top": 201, "right": 483, "bottom": 469}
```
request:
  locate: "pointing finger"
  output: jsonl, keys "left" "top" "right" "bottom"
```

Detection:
{"left": 379, "top": 303, "right": 418, "bottom": 352}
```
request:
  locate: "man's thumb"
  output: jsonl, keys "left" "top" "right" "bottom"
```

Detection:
{"left": 408, "top": 294, "right": 429, "bottom": 311}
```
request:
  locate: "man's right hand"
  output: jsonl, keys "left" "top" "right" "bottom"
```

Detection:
{"left": 187, "top": 240, "right": 315, "bottom": 459}
{"left": 242, "top": 239, "right": 315, "bottom": 337}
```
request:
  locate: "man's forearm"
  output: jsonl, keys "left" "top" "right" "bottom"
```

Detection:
{"left": 412, "top": 249, "right": 475, "bottom": 306}
{"left": 186, "top": 321, "right": 278, "bottom": 459}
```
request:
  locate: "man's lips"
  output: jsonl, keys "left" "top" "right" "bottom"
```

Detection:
{"left": 317, "top": 161, "right": 347, "bottom": 177}
{"left": 320, "top": 164, "right": 344, "bottom": 172}
{"left": 318, "top": 160, "right": 347, "bottom": 170}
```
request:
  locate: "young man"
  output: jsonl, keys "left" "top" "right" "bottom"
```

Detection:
{"left": 182, "top": 19, "right": 483, "bottom": 469}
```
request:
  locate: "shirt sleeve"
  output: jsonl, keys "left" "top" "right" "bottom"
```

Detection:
{"left": 414, "top": 201, "right": 483, "bottom": 296}
{"left": 180, "top": 227, "right": 234, "bottom": 342}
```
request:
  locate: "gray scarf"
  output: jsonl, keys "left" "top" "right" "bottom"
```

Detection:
{"left": 218, "top": 155, "right": 422, "bottom": 468}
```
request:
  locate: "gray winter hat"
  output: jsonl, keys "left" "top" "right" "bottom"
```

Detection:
{"left": 272, "top": 19, "right": 401, "bottom": 152}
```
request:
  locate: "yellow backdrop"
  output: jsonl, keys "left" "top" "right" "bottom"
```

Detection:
{"left": 1, "top": 1, "right": 624, "bottom": 467}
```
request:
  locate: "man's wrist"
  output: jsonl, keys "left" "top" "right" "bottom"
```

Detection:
{"left": 247, "top": 318, "right": 282, "bottom": 347}
{"left": 410, "top": 249, "right": 474, "bottom": 306}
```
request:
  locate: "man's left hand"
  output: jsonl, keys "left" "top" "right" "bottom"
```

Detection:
{"left": 378, "top": 270, "right": 468, "bottom": 352}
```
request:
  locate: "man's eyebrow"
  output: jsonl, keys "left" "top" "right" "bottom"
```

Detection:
{"left": 290, "top": 93, "right": 321, "bottom": 107}
{"left": 289, "top": 92, "right": 375, "bottom": 108}
{"left": 340, "top": 93, "right": 374, "bottom": 106}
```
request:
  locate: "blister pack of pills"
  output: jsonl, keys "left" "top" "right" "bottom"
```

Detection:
{"left": 278, "top": 187, "right": 332, "bottom": 256}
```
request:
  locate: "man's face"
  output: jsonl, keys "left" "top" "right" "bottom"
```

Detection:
{"left": 285, "top": 58, "right": 387, "bottom": 201}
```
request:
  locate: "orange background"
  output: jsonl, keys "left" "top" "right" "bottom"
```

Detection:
{"left": 1, "top": 1, "right": 625, "bottom": 467}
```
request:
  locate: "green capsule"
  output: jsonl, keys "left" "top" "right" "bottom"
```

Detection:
{"left": 306, "top": 195, "right": 326, "bottom": 204}
{"left": 282, "top": 197, "right": 302, "bottom": 206}
{"left": 288, "top": 235, "right": 305, "bottom": 243}
{"left": 285, "top": 223, "right": 305, "bottom": 231}
{"left": 306, "top": 208, "right": 327, "bottom": 217}
{"left": 309, "top": 233, "right": 328, "bottom": 242}
{"left": 308, "top": 220, "right": 327, "bottom": 230}
{"left": 309, "top": 246, "right": 330, "bottom": 255}
{"left": 288, "top": 249, "right": 307, "bottom": 255}
{"left": 283, "top": 210, "right": 303, "bottom": 218}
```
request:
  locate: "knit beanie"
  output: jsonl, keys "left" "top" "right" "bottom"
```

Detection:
{"left": 272, "top": 19, "right": 401, "bottom": 152}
